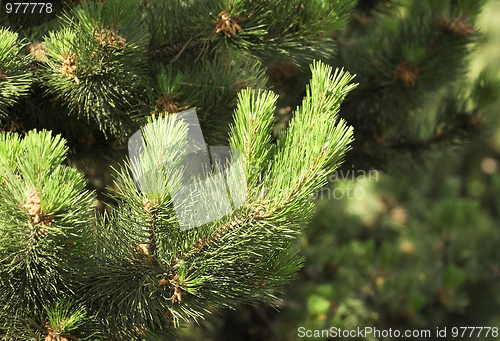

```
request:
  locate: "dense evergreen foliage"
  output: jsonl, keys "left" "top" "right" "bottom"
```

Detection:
{"left": 1, "top": 0, "right": 499, "bottom": 339}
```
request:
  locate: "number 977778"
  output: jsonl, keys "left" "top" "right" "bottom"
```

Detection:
{"left": 5, "top": 3, "right": 53, "bottom": 14}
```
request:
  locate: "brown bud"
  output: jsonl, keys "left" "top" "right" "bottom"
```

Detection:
{"left": 137, "top": 243, "right": 150, "bottom": 256}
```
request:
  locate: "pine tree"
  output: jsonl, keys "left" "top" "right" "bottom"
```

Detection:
{"left": 0, "top": 0, "right": 499, "bottom": 339}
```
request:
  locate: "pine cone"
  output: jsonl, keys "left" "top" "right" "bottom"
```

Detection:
{"left": 392, "top": 61, "right": 420, "bottom": 87}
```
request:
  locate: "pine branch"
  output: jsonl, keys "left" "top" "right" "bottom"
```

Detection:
{"left": 78, "top": 60, "right": 355, "bottom": 337}
{"left": 39, "top": 0, "right": 150, "bottom": 141}
{"left": 0, "top": 130, "right": 95, "bottom": 318}
{"left": 264, "top": 61, "right": 356, "bottom": 214}
{"left": 0, "top": 27, "right": 33, "bottom": 113}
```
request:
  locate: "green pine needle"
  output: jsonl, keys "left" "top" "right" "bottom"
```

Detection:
{"left": 45, "top": 297, "right": 87, "bottom": 334}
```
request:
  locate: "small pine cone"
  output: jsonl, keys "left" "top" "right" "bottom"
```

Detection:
{"left": 196, "top": 238, "right": 203, "bottom": 252}
{"left": 468, "top": 114, "right": 485, "bottom": 130}
{"left": 29, "top": 42, "right": 48, "bottom": 62}
{"left": 171, "top": 286, "right": 184, "bottom": 304}
{"left": 137, "top": 243, "right": 150, "bottom": 256}
{"left": 440, "top": 16, "right": 474, "bottom": 38}
{"left": 21, "top": 190, "right": 44, "bottom": 225}
{"left": 143, "top": 198, "right": 152, "bottom": 213}
{"left": 155, "top": 96, "right": 168, "bottom": 111}
{"left": 392, "top": 61, "right": 420, "bottom": 87}
{"left": 165, "top": 101, "right": 179, "bottom": 114}
{"left": 155, "top": 96, "right": 179, "bottom": 114}
{"left": 59, "top": 53, "right": 78, "bottom": 83}
{"left": 42, "top": 217, "right": 55, "bottom": 227}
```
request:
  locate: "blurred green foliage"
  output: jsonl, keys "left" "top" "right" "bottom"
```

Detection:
{"left": 177, "top": 1, "right": 500, "bottom": 339}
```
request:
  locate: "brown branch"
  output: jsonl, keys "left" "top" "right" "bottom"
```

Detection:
{"left": 170, "top": 37, "right": 193, "bottom": 63}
